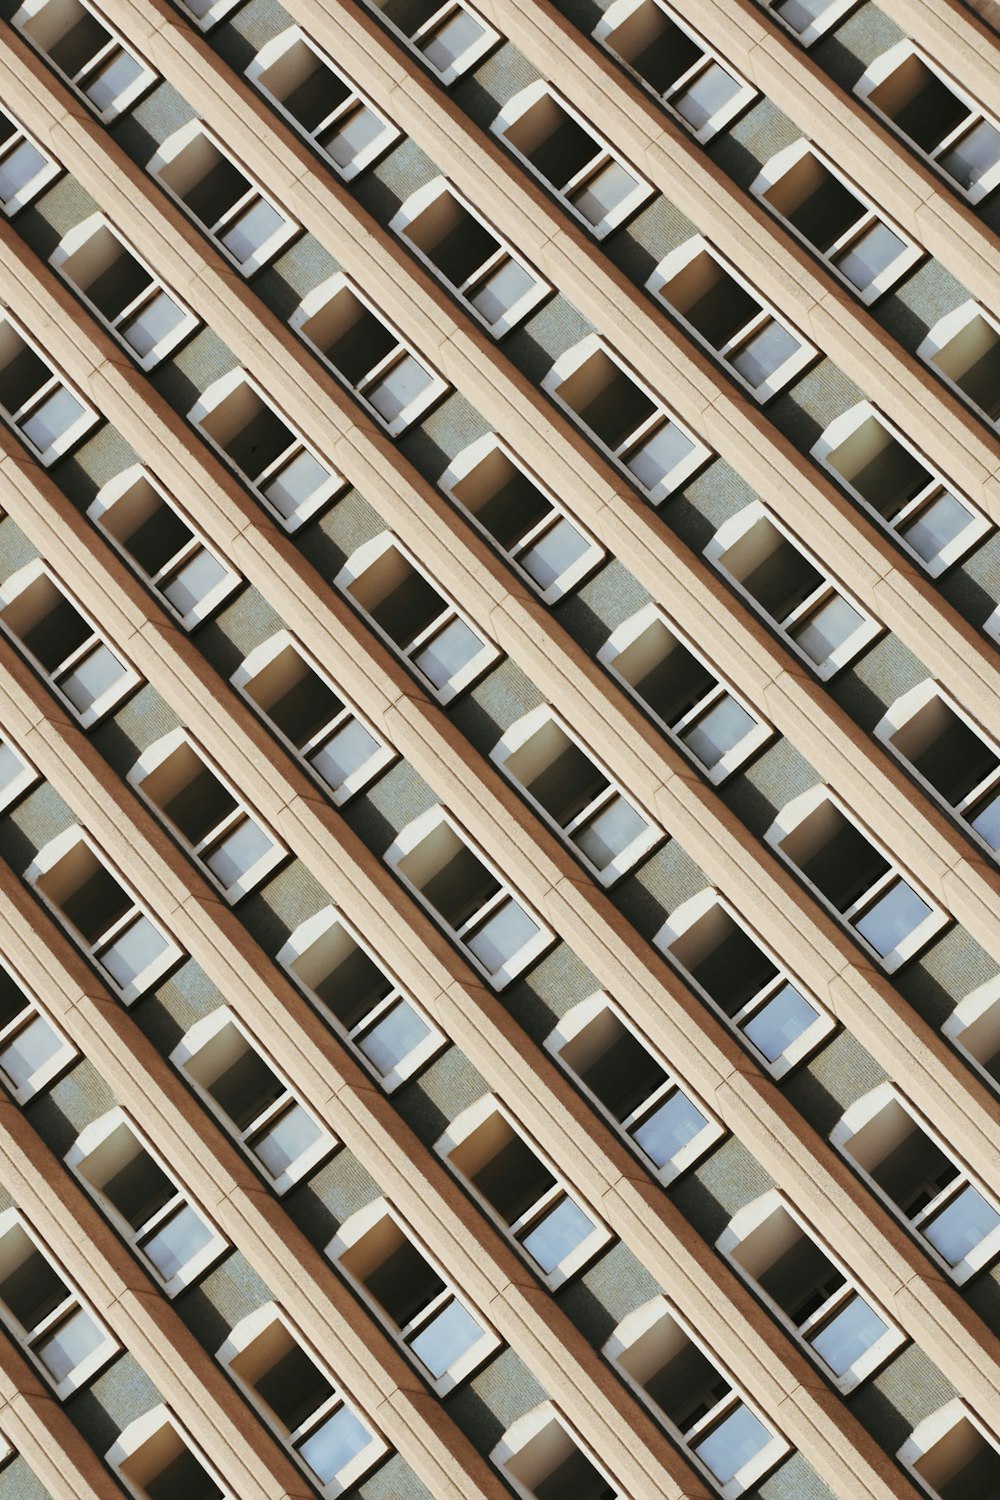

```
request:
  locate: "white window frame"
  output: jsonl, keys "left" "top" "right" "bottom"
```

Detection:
{"left": 127, "top": 728, "right": 286, "bottom": 904}
{"left": 107, "top": 1406, "right": 235, "bottom": 1500}
{"left": 385, "top": 805, "right": 553, "bottom": 990}
{"left": 0, "top": 311, "right": 98, "bottom": 465}
{"left": 26, "top": 824, "right": 183, "bottom": 1005}
{"left": 653, "top": 887, "right": 834, "bottom": 1076}
{"left": 436, "top": 1093, "right": 612, "bottom": 1289}
{"left": 943, "top": 977, "right": 1000, "bottom": 1092}
{"left": 218, "top": 1303, "right": 388, "bottom": 1495}
{"left": 148, "top": 120, "right": 298, "bottom": 276}
{"left": 12, "top": 0, "right": 155, "bottom": 122}
{"left": 171, "top": 1007, "right": 336, "bottom": 1194}
{"left": 598, "top": 602, "right": 771, "bottom": 783}
{"left": 0, "top": 559, "right": 141, "bottom": 728}
{"left": 705, "top": 500, "right": 882, "bottom": 679}
{"left": 647, "top": 237, "right": 816, "bottom": 402}
{"left": 245, "top": 28, "right": 399, "bottom": 181}
{"left": 490, "top": 1402, "right": 624, "bottom": 1500}
{"left": 50, "top": 215, "right": 198, "bottom": 371}
{"left": 66, "top": 1107, "right": 227, "bottom": 1297}
{"left": 812, "top": 402, "right": 989, "bottom": 577}
{"left": 594, "top": 0, "right": 756, "bottom": 142}
{"left": 189, "top": 367, "right": 344, "bottom": 531}
{"left": 391, "top": 177, "right": 550, "bottom": 338}
{"left": 717, "top": 1189, "right": 904, "bottom": 1391}
{"left": 544, "top": 992, "right": 723, "bottom": 1184}
{"left": 917, "top": 299, "right": 1000, "bottom": 430}
{"left": 359, "top": 0, "right": 500, "bottom": 85}
{"left": 751, "top": 139, "right": 922, "bottom": 305}
{"left": 899, "top": 1398, "right": 1000, "bottom": 1500}
{"left": 0, "top": 730, "right": 38, "bottom": 814}
{"left": 232, "top": 630, "right": 394, "bottom": 804}
{"left": 0, "top": 959, "right": 75, "bottom": 1104}
{"left": 334, "top": 532, "right": 499, "bottom": 704}
{"left": 855, "top": 41, "right": 1000, "bottom": 204}
{"left": 764, "top": 784, "right": 950, "bottom": 972}
{"left": 0, "top": 1208, "right": 117, "bottom": 1399}
{"left": 490, "top": 704, "right": 663, "bottom": 885}
{"left": 0, "top": 105, "right": 60, "bottom": 215}
{"left": 491, "top": 80, "right": 654, "bottom": 239}
{"left": 831, "top": 1082, "right": 1000, "bottom": 1284}
{"left": 290, "top": 272, "right": 449, "bottom": 437}
{"left": 604, "top": 1296, "right": 788, "bottom": 1498}
{"left": 88, "top": 464, "right": 241, "bottom": 631}
{"left": 543, "top": 332, "right": 710, "bottom": 503}
{"left": 277, "top": 904, "right": 445, "bottom": 1093}
{"left": 327, "top": 1198, "right": 501, "bottom": 1394}
{"left": 762, "top": 0, "right": 861, "bottom": 47}
{"left": 439, "top": 434, "right": 604, "bottom": 604}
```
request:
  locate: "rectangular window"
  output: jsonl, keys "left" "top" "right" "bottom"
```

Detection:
{"left": 392, "top": 178, "right": 550, "bottom": 338}
{"left": 359, "top": 0, "right": 500, "bottom": 84}
{"left": 335, "top": 533, "right": 498, "bottom": 704}
{"left": 492, "top": 1404, "right": 624, "bottom": 1500}
{"left": 543, "top": 333, "right": 710, "bottom": 503}
{"left": 50, "top": 215, "right": 197, "bottom": 371}
{"left": 0, "top": 559, "right": 140, "bottom": 727}
{"left": 246, "top": 28, "right": 399, "bottom": 180}
{"left": 918, "top": 300, "right": 1000, "bottom": 428}
{"left": 899, "top": 1398, "right": 1000, "bottom": 1500}
{"left": 0, "top": 731, "right": 37, "bottom": 814}
{"left": 594, "top": 0, "right": 755, "bottom": 141}
{"left": 12, "top": 0, "right": 155, "bottom": 120}
{"left": 0, "top": 961, "right": 74, "bottom": 1104}
{"left": 148, "top": 121, "right": 298, "bottom": 275}
{"left": 108, "top": 1406, "right": 233, "bottom": 1500}
{"left": 764, "top": 0, "right": 862, "bottom": 47}
{"left": 291, "top": 273, "right": 449, "bottom": 436}
{"left": 705, "top": 502, "right": 881, "bottom": 679}
{"left": 0, "top": 312, "right": 98, "bottom": 465}
{"left": 492, "top": 81, "right": 653, "bottom": 239}
{"left": 0, "top": 106, "right": 59, "bottom": 215}
{"left": 385, "top": 807, "right": 553, "bottom": 989}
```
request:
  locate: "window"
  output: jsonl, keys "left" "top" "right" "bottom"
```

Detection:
{"left": 88, "top": 465, "right": 241, "bottom": 630}
{"left": 705, "top": 502, "right": 881, "bottom": 678}
{"left": 899, "top": 1398, "right": 1000, "bottom": 1499}
{"left": 764, "top": 786, "right": 949, "bottom": 971}
{"left": 172, "top": 1008, "right": 335, "bottom": 1193}
{"left": 594, "top": 0, "right": 755, "bottom": 142}
{"left": 0, "top": 961, "right": 74, "bottom": 1104}
{"left": 855, "top": 43, "right": 1000, "bottom": 203}
{"left": 246, "top": 28, "right": 398, "bottom": 180}
{"left": 653, "top": 888, "right": 834, "bottom": 1075}
{"left": 128, "top": 729, "right": 286, "bottom": 903}
{"left": 875, "top": 681, "right": 1000, "bottom": 856}
{"left": 219, "top": 1304, "right": 387, "bottom": 1493}
{"left": 189, "top": 369, "right": 344, "bottom": 530}
{"left": 66, "top": 1108, "right": 227, "bottom": 1296}
{"left": 334, "top": 533, "right": 498, "bottom": 703}
{"left": 543, "top": 334, "right": 710, "bottom": 503}
{"left": 436, "top": 1095, "right": 611, "bottom": 1287}
{"left": 359, "top": 0, "right": 499, "bottom": 84}
{"left": 832, "top": 1083, "right": 1000, "bottom": 1284}
{"left": 385, "top": 807, "right": 553, "bottom": 989}
{"left": 545, "top": 993, "right": 722, "bottom": 1182}
{"left": 148, "top": 121, "right": 298, "bottom": 275}
{"left": 491, "top": 1403, "right": 623, "bottom": 1500}
{"left": 647, "top": 238, "right": 815, "bottom": 401}
{"left": 329, "top": 1199, "right": 500, "bottom": 1393}
{"left": 0, "top": 105, "right": 59, "bottom": 215}
{"left": 812, "top": 404, "right": 989, "bottom": 576}
{"left": 605, "top": 1297, "right": 788, "bottom": 1496}
{"left": 277, "top": 905, "right": 444, "bottom": 1092}
{"left": 26, "top": 825, "right": 182, "bottom": 1004}
{"left": 599, "top": 602, "right": 771, "bottom": 782}
{"left": 0, "top": 730, "right": 37, "bottom": 813}
{"left": 233, "top": 631, "right": 394, "bottom": 803}
{"left": 718, "top": 1190, "right": 903, "bottom": 1390}
{"left": 12, "top": 0, "right": 155, "bottom": 120}
{"left": 107, "top": 1406, "right": 233, "bottom": 1500}
{"left": 918, "top": 301, "right": 1000, "bottom": 428}
{"left": 943, "top": 979, "right": 1000, "bottom": 1092}
{"left": 491, "top": 706, "right": 662, "bottom": 885}
{"left": 50, "top": 215, "right": 197, "bottom": 371}
{"left": 0, "top": 560, "right": 140, "bottom": 727}
{"left": 439, "top": 435, "right": 603, "bottom": 603}
{"left": 291, "top": 274, "right": 448, "bottom": 436}
{"left": 0, "top": 1209, "right": 116, "bottom": 1398}
{"left": 762, "top": 0, "right": 861, "bottom": 47}
{"left": 491, "top": 81, "right": 653, "bottom": 239}
{"left": 751, "top": 140, "right": 922, "bottom": 304}
{"left": 0, "top": 311, "right": 97, "bottom": 465}
{"left": 391, "top": 178, "right": 550, "bottom": 338}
